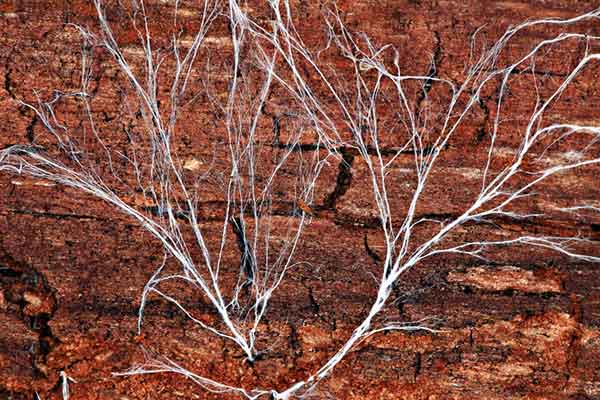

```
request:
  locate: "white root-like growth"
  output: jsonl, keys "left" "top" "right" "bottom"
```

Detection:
{"left": 2, "top": 1, "right": 600, "bottom": 399}
{"left": 2, "top": 0, "right": 331, "bottom": 375}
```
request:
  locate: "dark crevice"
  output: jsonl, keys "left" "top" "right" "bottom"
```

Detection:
{"left": 101, "top": 111, "right": 115, "bottom": 123}
{"left": 87, "top": 62, "right": 105, "bottom": 98}
{"left": 144, "top": 205, "right": 189, "bottom": 220}
{"left": 271, "top": 115, "right": 281, "bottom": 145}
{"left": 288, "top": 321, "right": 302, "bottom": 363}
{"left": 142, "top": 200, "right": 308, "bottom": 222}
{"left": 308, "top": 287, "right": 320, "bottom": 315}
{"left": 452, "top": 282, "right": 563, "bottom": 300}
{"left": 336, "top": 210, "right": 597, "bottom": 236}
{"left": 6, "top": 208, "right": 106, "bottom": 221}
{"left": 4, "top": 60, "right": 40, "bottom": 143}
{"left": 413, "top": 352, "right": 422, "bottom": 381}
{"left": 323, "top": 147, "right": 356, "bottom": 210}
{"left": 363, "top": 144, "right": 439, "bottom": 157}
{"left": 269, "top": 142, "right": 322, "bottom": 152}
{"left": 0, "top": 266, "right": 21, "bottom": 278}
{"left": 475, "top": 93, "right": 490, "bottom": 143}
{"left": 268, "top": 141, "right": 437, "bottom": 157}
{"left": 25, "top": 114, "right": 38, "bottom": 143}
{"left": 364, "top": 233, "right": 382, "bottom": 263}
{"left": 337, "top": 211, "right": 458, "bottom": 230}
{"left": 474, "top": 73, "right": 504, "bottom": 143}
{"left": 417, "top": 212, "right": 456, "bottom": 223}
{"left": 298, "top": 273, "right": 326, "bottom": 325}
{"left": 260, "top": 103, "right": 320, "bottom": 153}
{"left": 509, "top": 66, "right": 569, "bottom": 78}
{"left": 229, "top": 217, "right": 255, "bottom": 283}
{"left": 415, "top": 30, "right": 442, "bottom": 120}
{"left": 183, "top": 136, "right": 441, "bottom": 161}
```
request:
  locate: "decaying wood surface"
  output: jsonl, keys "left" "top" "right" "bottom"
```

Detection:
{"left": 1, "top": 1, "right": 600, "bottom": 399}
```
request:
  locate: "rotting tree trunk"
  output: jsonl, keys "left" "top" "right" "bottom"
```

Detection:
{"left": 1, "top": 1, "right": 600, "bottom": 399}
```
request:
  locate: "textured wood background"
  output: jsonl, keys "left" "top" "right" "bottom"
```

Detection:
{"left": 1, "top": 1, "right": 600, "bottom": 399}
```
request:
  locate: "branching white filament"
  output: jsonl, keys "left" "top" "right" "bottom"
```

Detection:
{"left": 2, "top": 1, "right": 600, "bottom": 399}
